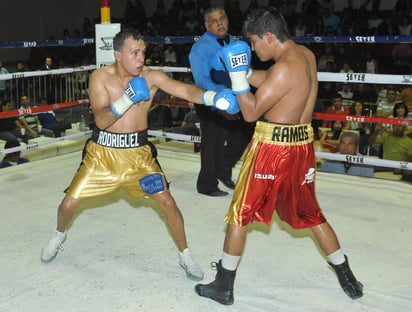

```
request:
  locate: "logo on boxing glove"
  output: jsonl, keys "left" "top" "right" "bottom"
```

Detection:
{"left": 124, "top": 84, "right": 137, "bottom": 100}
{"left": 229, "top": 53, "right": 249, "bottom": 69}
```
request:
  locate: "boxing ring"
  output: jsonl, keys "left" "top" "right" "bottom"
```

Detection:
{"left": 0, "top": 34, "right": 412, "bottom": 312}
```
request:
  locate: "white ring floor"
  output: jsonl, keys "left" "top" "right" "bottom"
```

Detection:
{"left": 0, "top": 148, "right": 411, "bottom": 312}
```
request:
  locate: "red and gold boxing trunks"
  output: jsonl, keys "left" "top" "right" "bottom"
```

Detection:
{"left": 225, "top": 121, "right": 326, "bottom": 229}
{"left": 66, "top": 128, "right": 167, "bottom": 200}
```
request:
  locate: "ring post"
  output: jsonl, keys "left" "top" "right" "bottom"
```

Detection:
{"left": 95, "top": 0, "right": 121, "bottom": 68}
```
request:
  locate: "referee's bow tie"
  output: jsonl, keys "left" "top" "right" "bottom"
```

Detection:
{"left": 217, "top": 34, "right": 230, "bottom": 46}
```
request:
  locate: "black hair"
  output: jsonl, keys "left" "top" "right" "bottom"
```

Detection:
{"left": 1, "top": 98, "right": 11, "bottom": 108}
{"left": 5, "top": 140, "right": 20, "bottom": 149}
{"left": 340, "top": 131, "right": 360, "bottom": 145}
{"left": 331, "top": 120, "right": 343, "bottom": 139}
{"left": 242, "top": 7, "right": 291, "bottom": 41}
{"left": 203, "top": 7, "right": 225, "bottom": 22}
{"left": 349, "top": 101, "right": 366, "bottom": 116}
{"left": 113, "top": 29, "right": 144, "bottom": 52}
{"left": 393, "top": 101, "right": 409, "bottom": 117}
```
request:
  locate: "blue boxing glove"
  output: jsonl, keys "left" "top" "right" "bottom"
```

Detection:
{"left": 212, "top": 41, "right": 251, "bottom": 94}
{"left": 202, "top": 89, "right": 240, "bottom": 115}
{"left": 109, "top": 77, "right": 150, "bottom": 117}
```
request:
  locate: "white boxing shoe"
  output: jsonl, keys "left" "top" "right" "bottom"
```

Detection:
{"left": 41, "top": 229, "right": 67, "bottom": 263}
{"left": 179, "top": 248, "right": 204, "bottom": 281}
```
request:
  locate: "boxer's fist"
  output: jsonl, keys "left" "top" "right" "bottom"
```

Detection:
{"left": 202, "top": 89, "right": 240, "bottom": 115}
{"left": 110, "top": 77, "right": 150, "bottom": 117}
{"left": 213, "top": 41, "right": 251, "bottom": 94}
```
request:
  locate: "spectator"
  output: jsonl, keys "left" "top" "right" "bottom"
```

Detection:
{"left": 0, "top": 99, "right": 35, "bottom": 143}
{"left": 348, "top": 0, "right": 370, "bottom": 30}
{"left": 339, "top": 7, "right": 355, "bottom": 35}
{"left": 163, "top": 45, "right": 177, "bottom": 65}
{"left": 322, "top": 93, "right": 349, "bottom": 128}
{"left": 302, "top": 0, "right": 321, "bottom": 34}
{"left": 82, "top": 17, "right": 94, "bottom": 38}
{"left": 293, "top": 15, "right": 307, "bottom": 36}
{"left": 391, "top": 43, "right": 412, "bottom": 74}
{"left": 14, "top": 61, "right": 29, "bottom": 101}
{"left": 320, "top": 120, "right": 344, "bottom": 153}
{"left": 40, "top": 56, "right": 56, "bottom": 103}
{"left": 370, "top": 121, "right": 412, "bottom": 174}
{"left": 145, "top": 45, "right": 163, "bottom": 66}
{"left": 390, "top": 101, "right": 412, "bottom": 137}
{"left": 322, "top": 7, "right": 340, "bottom": 35}
{"left": 344, "top": 100, "right": 371, "bottom": 154}
{"left": 364, "top": 49, "right": 378, "bottom": 74}
{"left": 376, "top": 86, "right": 401, "bottom": 118}
{"left": 320, "top": 0, "right": 335, "bottom": 12}
{"left": 0, "top": 140, "right": 29, "bottom": 169}
{"left": 377, "top": 15, "right": 399, "bottom": 35}
{"left": 339, "top": 61, "right": 354, "bottom": 74}
{"left": 17, "top": 95, "right": 54, "bottom": 138}
{"left": 170, "top": 106, "right": 200, "bottom": 136}
{"left": 398, "top": 15, "right": 412, "bottom": 35}
{"left": 368, "top": 11, "right": 383, "bottom": 33}
{"left": 352, "top": 83, "right": 378, "bottom": 106}
{"left": 398, "top": 85, "right": 412, "bottom": 113}
{"left": 311, "top": 16, "right": 325, "bottom": 35}
{"left": 337, "top": 83, "right": 354, "bottom": 109}
{"left": 317, "top": 44, "right": 336, "bottom": 71}
{"left": 0, "top": 60, "right": 10, "bottom": 99}
{"left": 318, "top": 82, "right": 337, "bottom": 111}
{"left": 320, "top": 131, "right": 374, "bottom": 177}
{"left": 36, "top": 98, "right": 71, "bottom": 137}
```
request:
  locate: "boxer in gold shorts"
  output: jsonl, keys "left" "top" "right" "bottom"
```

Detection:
{"left": 40, "top": 29, "right": 237, "bottom": 282}
{"left": 67, "top": 128, "right": 167, "bottom": 199}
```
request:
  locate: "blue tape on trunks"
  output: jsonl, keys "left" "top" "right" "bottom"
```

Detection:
{"left": 139, "top": 173, "right": 165, "bottom": 194}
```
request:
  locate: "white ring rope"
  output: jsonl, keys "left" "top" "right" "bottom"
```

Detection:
{"left": 0, "top": 130, "right": 92, "bottom": 155}
{"left": 0, "top": 65, "right": 96, "bottom": 81}
{"left": 2, "top": 65, "right": 412, "bottom": 85}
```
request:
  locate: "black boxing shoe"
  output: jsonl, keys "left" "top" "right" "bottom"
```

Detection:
{"left": 217, "top": 177, "right": 235, "bottom": 190}
{"left": 198, "top": 189, "right": 228, "bottom": 197}
{"left": 195, "top": 261, "right": 236, "bottom": 305}
{"left": 329, "top": 255, "right": 363, "bottom": 299}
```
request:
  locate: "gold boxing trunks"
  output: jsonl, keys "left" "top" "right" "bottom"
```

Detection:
{"left": 225, "top": 121, "right": 326, "bottom": 229}
{"left": 66, "top": 128, "right": 167, "bottom": 200}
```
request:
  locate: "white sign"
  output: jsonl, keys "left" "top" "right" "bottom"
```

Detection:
{"left": 95, "top": 23, "right": 121, "bottom": 68}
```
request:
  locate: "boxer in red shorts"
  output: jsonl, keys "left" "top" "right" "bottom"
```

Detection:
{"left": 225, "top": 121, "right": 326, "bottom": 228}
{"left": 195, "top": 7, "right": 363, "bottom": 305}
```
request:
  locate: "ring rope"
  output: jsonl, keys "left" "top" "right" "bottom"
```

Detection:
{"left": 0, "top": 65, "right": 96, "bottom": 81}
{"left": 313, "top": 112, "right": 412, "bottom": 127}
{"left": 0, "top": 130, "right": 92, "bottom": 155}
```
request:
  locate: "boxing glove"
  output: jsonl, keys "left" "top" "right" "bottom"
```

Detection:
{"left": 109, "top": 77, "right": 150, "bottom": 117}
{"left": 202, "top": 89, "right": 240, "bottom": 115}
{"left": 212, "top": 41, "right": 252, "bottom": 94}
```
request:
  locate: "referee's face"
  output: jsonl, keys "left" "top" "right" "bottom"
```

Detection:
{"left": 205, "top": 10, "right": 228, "bottom": 37}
